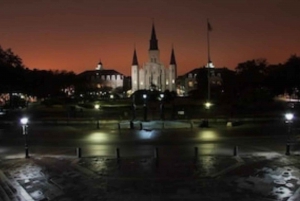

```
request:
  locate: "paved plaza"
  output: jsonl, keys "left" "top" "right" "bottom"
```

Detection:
{"left": 1, "top": 152, "right": 300, "bottom": 201}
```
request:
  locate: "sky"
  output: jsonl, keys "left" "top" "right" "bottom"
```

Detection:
{"left": 1, "top": 0, "right": 300, "bottom": 76}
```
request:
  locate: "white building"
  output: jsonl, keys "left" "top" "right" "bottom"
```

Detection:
{"left": 131, "top": 24, "right": 177, "bottom": 92}
{"left": 77, "top": 61, "right": 129, "bottom": 96}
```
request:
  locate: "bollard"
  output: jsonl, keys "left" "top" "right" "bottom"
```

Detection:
{"left": 190, "top": 120, "right": 194, "bottom": 129}
{"left": 130, "top": 121, "right": 134, "bottom": 129}
{"left": 76, "top": 147, "right": 82, "bottom": 158}
{"left": 194, "top": 147, "right": 198, "bottom": 159}
{"left": 116, "top": 148, "right": 120, "bottom": 161}
{"left": 154, "top": 147, "right": 159, "bottom": 167}
{"left": 96, "top": 120, "right": 100, "bottom": 129}
{"left": 154, "top": 147, "right": 159, "bottom": 159}
{"left": 233, "top": 146, "right": 238, "bottom": 156}
{"left": 285, "top": 144, "right": 291, "bottom": 155}
{"left": 25, "top": 147, "right": 30, "bottom": 159}
{"left": 118, "top": 123, "right": 121, "bottom": 130}
{"left": 140, "top": 122, "right": 143, "bottom": 130}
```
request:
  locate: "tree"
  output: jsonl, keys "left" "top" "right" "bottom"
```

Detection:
{"left": 0, "top": 46, "right": 25, "bottom": 93}
{"left": 284, "top": 55, "right": 300, "bottom": 97}
{"left": 234, "top": 59, "right": 273, "bottom": 110}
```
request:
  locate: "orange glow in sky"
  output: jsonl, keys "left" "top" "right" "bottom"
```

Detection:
{"left": 1, "top": 0, "right": 300, "bottom": 76}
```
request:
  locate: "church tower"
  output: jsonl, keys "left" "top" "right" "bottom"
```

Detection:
{"left": 131, "top": 48, "right": 139, "bottom": 92}
{"left": 148, "top": 23, "right": 160, "bottom": 63}
{"left": 130, "top": 23, "right": 178, "bottom": 93}
{"left": 168, "top": 46, "right": 177, "bottom": 91}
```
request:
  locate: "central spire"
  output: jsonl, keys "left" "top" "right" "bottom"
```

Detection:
{"left": 132, "top": 47, "right": 138, "bottom": 66}
{"left": 149, "top": 22, "right": 158, "bottom": 50}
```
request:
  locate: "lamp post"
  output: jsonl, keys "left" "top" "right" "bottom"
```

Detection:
{"left": 20, "top": 117, "right": 29, "bottom": 158}
{"left": 143, "top": 94, "right": 147, "bottom": 121}
{"left": 201, "top": 101, "right": 212, "bottom": 127}
{"left": 131, "top": 94, "right": 136, "bottom": 120}
{"left": 94, "top": 104, "right": 100, "bottom": 128}
{"left": 285, "top": 112, "right": 294, "bottom": 143}
{"left": 160, "top": 94, "right": 165, "bottom": 120}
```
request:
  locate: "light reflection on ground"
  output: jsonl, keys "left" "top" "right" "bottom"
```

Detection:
{"left": 86, "top": 131, "right": 109, "bottom": 142}
{"left": 230, "top": 161, "right": 300, "bottom": 200}
{"left": 197, "top": 130, "right": 219, "bottom": 141}
{"left": 137, "top": 130, "right": 153, "bottom": 139}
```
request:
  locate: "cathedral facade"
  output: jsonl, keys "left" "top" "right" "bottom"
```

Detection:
{"left": 131, "top": 24, "right": 177, "bottom": 92}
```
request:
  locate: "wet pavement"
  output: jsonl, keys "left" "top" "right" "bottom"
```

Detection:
{"left": 1, "top": 153, "right": 300, "bottom": 201}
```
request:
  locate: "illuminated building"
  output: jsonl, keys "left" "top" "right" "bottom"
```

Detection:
{"left": 131, "top": 23, "right": 177, "bottom": 92}
{"left": 77, "top": 61, "right": 130, "bottom": 97}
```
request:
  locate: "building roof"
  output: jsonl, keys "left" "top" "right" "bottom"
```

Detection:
{"left": 180, "top": 67, "right": 226, "bottom": 78}
{"left": 78, "top": 69, "right": 124, "bottom": 77}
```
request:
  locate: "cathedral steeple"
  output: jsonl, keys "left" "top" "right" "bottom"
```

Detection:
{"left": 149, "top": 23, "right": 158, "bottom": 50}
{"left": 132, "top": 48, "right": 138, "bottom": 66}
{"left": 170, "top": 46, "right": 176, "bottom": 65}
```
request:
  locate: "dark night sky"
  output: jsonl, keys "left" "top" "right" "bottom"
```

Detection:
{"left": 1, "top": 0, "right": 300, "bottom": 76}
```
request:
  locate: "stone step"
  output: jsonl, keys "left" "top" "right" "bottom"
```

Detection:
{"left": 0, "top": 184, "right": 11, "bottom": 201}
{"left": 0, "top": 179, "right": 15, "bottom": 200}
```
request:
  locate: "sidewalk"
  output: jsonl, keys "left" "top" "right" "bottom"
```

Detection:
{"left": 1, "top": 153, "right": 300, "bottom": 201}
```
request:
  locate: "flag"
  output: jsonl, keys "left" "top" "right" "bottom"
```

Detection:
{"left": 207, "top": 21, "right": 212, "bottom": 31}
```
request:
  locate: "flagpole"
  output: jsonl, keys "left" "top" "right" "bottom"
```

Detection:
{"left": 207, "top": 18, "right": 211, "bottom": 64}
{"left": 207, "top": 18, "right": 211, "bottom": 102}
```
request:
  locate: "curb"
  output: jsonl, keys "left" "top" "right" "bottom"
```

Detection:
{"left": 0, "top": 170, "right": 34, "bottom": 201}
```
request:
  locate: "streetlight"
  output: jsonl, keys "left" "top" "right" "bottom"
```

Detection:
{"left": 20, "top": 117, "right": 29, "bottom": 158}
{"left": 204, "top": 101, "right": 212, "bottom": 109}
{"left": 131, "top": 94, "right": 136, "bottom": 121}
{"left": 200, "top": 101, "right": 212, "bottom": 127}
{"left": 94, "top": 104, "right": 100, "bottom": 128}
{"left": 143, "top": 94, "right": 147, "bottom": 121}
{"left": 285, "top": 112, "right": 294, "bottom": 143}
{"left": 160, "top": 94, "right": 165, "bottom": 120}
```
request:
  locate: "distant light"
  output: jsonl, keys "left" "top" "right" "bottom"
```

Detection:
{"left": 206, "top": 61, "right": 215, "bottom": 68}
{"left": 94, "top": 104, "right": 100, "bottom": 109}
{"left": 285, "top": 113, "right": 294, "bottom": 121}
{"left": 143, "top": 94, "right": 147, "bottom": 99}
{"left": 160, "top": 94, "right": 164, "bottom": 99}
{"left": 110, "top": 94, "right": 114, "bottom": 99}
{"left": 20, "top": 117, "right": 29, "bottom": 125}
{"left": 205, "top": 102, "right": 212, "bottom": 109}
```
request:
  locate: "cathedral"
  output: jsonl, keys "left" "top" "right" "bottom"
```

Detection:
{"left": 131, "top": 24, "right": 177, "bottom": 92}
